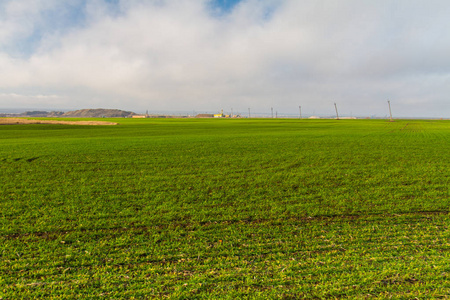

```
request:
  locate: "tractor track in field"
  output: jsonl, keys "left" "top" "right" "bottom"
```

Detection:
{"left": 2, "top": 210, "right": 448, "bottom": 240}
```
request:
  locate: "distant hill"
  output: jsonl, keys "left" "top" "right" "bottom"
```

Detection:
{"left": 62, "top": 109, "right": 136, "bottom": 118}
{"left": 1, "top": 108, "right": 136, "bottom": 118}
{"left": 24, "top": 111, "right": 64, "bottom": 117}
{"left": 0, "top": 110, "right": 64, "bottom": 118}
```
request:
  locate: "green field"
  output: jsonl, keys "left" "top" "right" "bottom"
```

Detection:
{"left": 1, "top": 118, "right": 449, "bottom": 299}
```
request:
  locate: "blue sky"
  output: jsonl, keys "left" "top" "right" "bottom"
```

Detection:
{"left": 0, "top": 0, "right": 449, "bottom": 118}
{"left": 213, "top": 0, "right": 242, "bottom": 11}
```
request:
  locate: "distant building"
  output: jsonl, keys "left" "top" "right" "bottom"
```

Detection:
{"left": 308, "top": 116, "right": 320, "bottom": 119}
{"left": 132, "top": 110, "right": 150, "bottom": 118}
{"left": 196, "top": 114, "right": 214, "bottom": 118}
{"left": 196, "top": 109, "right": 228, "bottom": 118}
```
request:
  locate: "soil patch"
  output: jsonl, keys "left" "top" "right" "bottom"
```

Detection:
{"left": 0, "top": 118, "right": 118, "bottom": 126}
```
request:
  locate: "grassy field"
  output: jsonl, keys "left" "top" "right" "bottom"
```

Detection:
{"left": 1, "top": 118, "right": 449, "bottom": 299}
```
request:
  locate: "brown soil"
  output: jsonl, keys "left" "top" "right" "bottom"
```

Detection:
{"left": 0, "top": 118, "right": 118, "bottom": 126}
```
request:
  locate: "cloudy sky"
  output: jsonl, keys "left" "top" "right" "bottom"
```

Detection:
{"left": 0, "top": 0, "right": 449, "bottom": 117}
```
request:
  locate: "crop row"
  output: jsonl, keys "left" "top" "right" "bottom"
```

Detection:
{"left": 2, "top": 212, "right": 450, "bottom": 298}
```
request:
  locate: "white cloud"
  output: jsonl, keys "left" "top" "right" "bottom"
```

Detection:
{"left": 0, "top": 0, "right": 449, "bottom": 117}
{"left": 0, "top": 92, "right": 68, "bottom": 109}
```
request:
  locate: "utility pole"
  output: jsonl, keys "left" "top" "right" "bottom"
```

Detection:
{"left": 248, "top": 108, "right": 251, "bottom": 118}
{"left": 299, "top": 106, "right": 302, "bottom": 119}
{"left": 271, "top": 107, "right": 273, "bottom": 118}
{"left": 231, "top": 108, "right": 233, "bottom": 118}
{"left": 388, "top": 100, "right": 393, "bottom": 122}
{"left": 334, "top": 103, "right": 339, "bottom": 120}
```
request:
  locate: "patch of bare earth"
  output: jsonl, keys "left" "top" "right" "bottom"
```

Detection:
{"left": 0, "top": 118, "right": 118, "bottom": 126}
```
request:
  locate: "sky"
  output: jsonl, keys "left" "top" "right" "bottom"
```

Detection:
{"left": 0, "top": 0, "right": 449, "bottom": 118}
